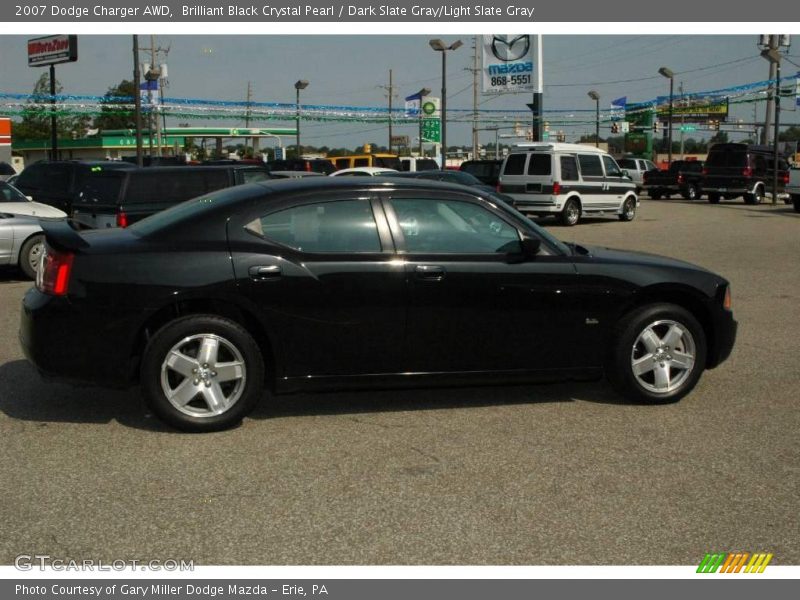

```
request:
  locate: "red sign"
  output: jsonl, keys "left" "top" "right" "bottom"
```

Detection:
{"left": 27, "top": 35, "right": 78, "bottom": 67}
{"left": 0, "top": 118, "right": 10, "bottom": 145}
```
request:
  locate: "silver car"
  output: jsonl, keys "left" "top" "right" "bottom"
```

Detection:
{"left": 0, "top": 213, "right": 46, "bottom": 279}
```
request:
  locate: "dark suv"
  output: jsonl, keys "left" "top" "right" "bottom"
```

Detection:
{"left": 71, "top": 165, "right": 271, "bottom": 229}
{"left": 13, "top": 161, "right": 136, "bottom": 215}
{"left": 703, "top": 143, "right": 790, "bottom": 204}
{"left": 459, "top": 159, "right": 503, "bottom": 187}
{"left": 267, "top": 158, "right": 336, "bottom": 175}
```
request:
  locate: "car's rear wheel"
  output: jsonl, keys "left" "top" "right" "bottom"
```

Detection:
{"left": 607, "top": 304, "right": 707, "bottom": 404}
{"left": 744, "top": 185, "right": 763, "bottom": 205}
{"left": 793, "top": 195, "right": 800, "bottom": 213}
{"left": 560, "top": 198, "right": 580, "bottom": 226}
{"left": 618, "top": 197, "right": 636, "bottom": 221}
{"left": 682, "top": 184, "right": 698, "bottom": 200}
{"left": 141, "top": 315, "right": 265, "bottom": 432}
{"left": 707, "top": 193, "right": 720, "bottom": 204}
{"left": 19, "top": 234, "right": 44, "bottom": 280}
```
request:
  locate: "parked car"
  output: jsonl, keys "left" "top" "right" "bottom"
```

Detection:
{"left": 330, "top": 167, "right": 398, "bottom": 177}
{"left": 459, "top": 159, "right": 503, "bottom": 187}
{"left": 13, "top": 161, "right": 137, "bottom": 215}
{"left": 787, "top": 166, "right": 800, "bottom": 212}
{"left": 0, "top": 161, "right": 17, "bottom": 182}
{"left": 643, "top": 160, "right": 705, "bottom": 200}
{"left": 618, "top": 157, "right": 658, "bottom": 193}
{"left": 0, "top": 181, "right": 67, "bottom": 218}
{"left": 0, "top": 214, "right": 47, "bottom": 279}
{"left": 398, "top": 156, "right": 440, "bottom": 172}
{"left": 266, "top": 158, "right": 336, "bottom": 175}
{"left": 389, "top": 170, "right": 517, "bottom": 206}
{"left": 71, "top": 164, "right": 271, "bottom": 229}
{"left": 21, "top": 177, "right": 737, "bottom": 432}
{"left": 498, "top": 142, "right": 639, "bottom": 226}
{"left": 703, "top": 143, "right": 790, "bottom": 204}
{"left": 329, "top": 154, "right": 402, "bottom": 171}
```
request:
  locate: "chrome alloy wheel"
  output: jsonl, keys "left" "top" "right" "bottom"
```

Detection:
{"left": 623, "top": 198, "right": 636, "bottom": 219}
{"left": 28, "top": 240, "right": 45, "bottom": 273}
{"left": 160, "top": 334, "right": 247, "bottom": 418}
{"left": 565, "top": 202, "right": 580, "bottom": 225}
{"left": 630, "top": 319, "right": 696, "bottom": 395}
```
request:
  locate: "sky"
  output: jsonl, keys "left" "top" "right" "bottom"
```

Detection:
{"left": 2, "top": 34, "right": 799, "bottom": 150}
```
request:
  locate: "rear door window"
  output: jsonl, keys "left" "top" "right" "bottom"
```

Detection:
{"left": 503, "top": 154, "right": 527, "bottom": 175}
{"left": 527, "top": 154, "right": 552, "bottom": 176}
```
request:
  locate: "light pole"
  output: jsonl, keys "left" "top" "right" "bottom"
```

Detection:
{"left": 658, "top": 67, "right": 674, "bottom": 166}
{"left": 429, "top": 38, "right": 462, "bottom": 169}
{"left": 294, "top": 79, "right": 308, "bottom": 159}
{"left": 588, "top": 90, "right": 600, "bottom": 148}
{"left": 759, "top": 35, "right": 791, "bottom": 204}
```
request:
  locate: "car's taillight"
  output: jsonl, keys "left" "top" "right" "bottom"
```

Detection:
{"left": 496, "top": 183, "right": 502, "bottom": 193}
{"left": 552, "top": 181, "right": 561, "bottom": 195}
{"left": 677, "top": 174, "right": 684, "bottom": 184}
{"left": 116, "top": 210, "right": 128, "bottom": 228}
{"left": 305, "top": 162, "right": 312, "bottom": 172}
{"left": 782, "top": 172, "right": 790, "bottom": 184}
{"left": 723, "top": 286, "right": 732, "bottom": 311}
{"left": 36, "top": 247, "right": 74, "bottom": 296}
{"left": 742, "top": 167, "right": 753, "bottom": 177}
{"left": 702, "top": 168, "right": 708, "bottom": 176}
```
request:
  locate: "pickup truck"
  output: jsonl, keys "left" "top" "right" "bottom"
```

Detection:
{"left": 788, "top": 166, "right": 800, "bottom": 212}
{"left": 643, "top": 160, "right": 704, "bottom": 200}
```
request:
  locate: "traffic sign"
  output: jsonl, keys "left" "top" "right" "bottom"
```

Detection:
{"left": 680, "top": 125, "right": 697, "bottom": 132}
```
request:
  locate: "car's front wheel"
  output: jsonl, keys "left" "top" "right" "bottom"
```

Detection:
{"left": 607, "top": 304, "right": 707, "bottom": 404}
{"left": 141, "top": 315, "right": 265, "bottom": 432}
{"left": 618, "top": 197, "right": 636, "bottom": 221}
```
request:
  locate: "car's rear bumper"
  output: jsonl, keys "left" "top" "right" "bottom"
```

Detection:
{"left": 19, "top": 288, "right": 138, "bottom": 387}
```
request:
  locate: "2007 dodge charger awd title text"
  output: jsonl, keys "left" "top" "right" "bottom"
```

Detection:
{"left": 19, "top": 178, "right": 737, "bottom": 432}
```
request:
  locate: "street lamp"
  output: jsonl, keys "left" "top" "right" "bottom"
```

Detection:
{"left": 658, "top": 67, "right": 674, "bottom": 166}
{"left": 587, "top": 90, "right": 600, "bottom": 148}
{"left": 429, "top": 38, "right": 463, "bottom": 169}
{"left": 294, "top": 79, "right": 309, "bottom": 159}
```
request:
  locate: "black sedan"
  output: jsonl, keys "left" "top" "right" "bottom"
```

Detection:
{"left": 20, "top": 178, "right": 737, "bottom": 432}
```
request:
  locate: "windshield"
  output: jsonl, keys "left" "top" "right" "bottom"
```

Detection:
{"left": 0, "top": 181, "right": 29, "bottom": 203}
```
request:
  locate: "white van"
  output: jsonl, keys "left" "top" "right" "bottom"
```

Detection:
{"left": 498, "top": 142, "right": 639, "bottom": 226}
{"left": 399, "top": 156, "right": 440, "bottom": 172}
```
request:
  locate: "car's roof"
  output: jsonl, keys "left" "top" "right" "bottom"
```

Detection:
{"left": 331, "top": 167, "right": 399, "bottom": 175}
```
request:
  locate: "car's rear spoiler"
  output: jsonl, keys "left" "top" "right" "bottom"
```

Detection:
{"left": 40, "top": 219, "right": 90, "bottom": 252}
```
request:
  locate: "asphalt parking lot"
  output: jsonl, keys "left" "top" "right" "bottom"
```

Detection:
{"left": 1, "top": 197, "right": 798, "bottom": 566}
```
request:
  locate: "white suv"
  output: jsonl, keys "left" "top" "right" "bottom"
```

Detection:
{"left": 498, "top": 143, "right": 639, "bottom": 226}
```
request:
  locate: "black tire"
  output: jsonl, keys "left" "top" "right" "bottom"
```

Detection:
{"left": 140, "top": 315, "right": 266, "bottom": 432}
{"left": 606, "top": 303, "right": 707, "bottom": 405}
{"left": 708, "top": 193, "right": 720, "bottom": 204}
{"left": 649, "top": 191, "right": 663, "bottom": 200}
{"left": 682, "top": 184, "right": 698, "bottom": 200}
{"left": 18, "top": 234, "right": 44, "bottom": 280}
{"left": 618, "top": 196, "right": 636, "bottom": 222}
{"left": 793, "top": 195, "right": 800, "bottom": 213}
{"left": 560, "top": 197, "right": 580, "bottom": 226}
{"left": 743, "top": 185, "right": 763, "bottom": 205}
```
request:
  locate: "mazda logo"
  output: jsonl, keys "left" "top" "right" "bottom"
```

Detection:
{"left": 491, "top": 35, "right": 530, "bottom": 62}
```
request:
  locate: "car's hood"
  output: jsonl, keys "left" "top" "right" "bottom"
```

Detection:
{"left": 0, "top": 201, "right": 67, "bottom": 218}
{"left": 577, "top": 243, "right": 710, "bottom": 273}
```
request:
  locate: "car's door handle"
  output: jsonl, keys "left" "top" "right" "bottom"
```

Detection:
{"left": 249, "top": 265, "right": 282, "bottom": 281}
{"left": 415, "top": 265, "right": 445, "bottom": 281}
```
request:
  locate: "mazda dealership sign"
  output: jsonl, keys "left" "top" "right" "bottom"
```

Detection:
{"left": 482, "top": 34, "right": 534, "bottom": 94}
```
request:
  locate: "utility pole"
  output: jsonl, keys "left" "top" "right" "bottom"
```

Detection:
{"left": 679, "top": 82, "right": 685, "bottom": 159}
{"left": 471, "top": 36, "right": 479, "bottom": 159}
{"left": 245, "top": 81, "right": 252, "bottom": 127}
{"left": 378, "top": 70, "right": 396, "bottom": 153}
{"left": 762, "top": 35, "right": 778, "bottom": 145}
{"left": 132, "top": 35, "right": 143, "bottom": 167}
{"left": 139, "top": 36, "right": 169, "bottom": 157}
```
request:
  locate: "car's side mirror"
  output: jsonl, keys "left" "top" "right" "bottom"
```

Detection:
{"left": 26, "top": 196, "right": 33, "bottom": 202}
{"left": 621, "top": 169, "right": 630, "bottom": 177}
{"left": 509, "top": 234, "right": 540, "bottom": 263}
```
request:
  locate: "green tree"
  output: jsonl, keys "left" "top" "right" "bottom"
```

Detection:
{"left": 93, "top": 79, "right": 137, "bottom": 131}
{"left": 13, "top": 72, "right": 90, "bottom": 141}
